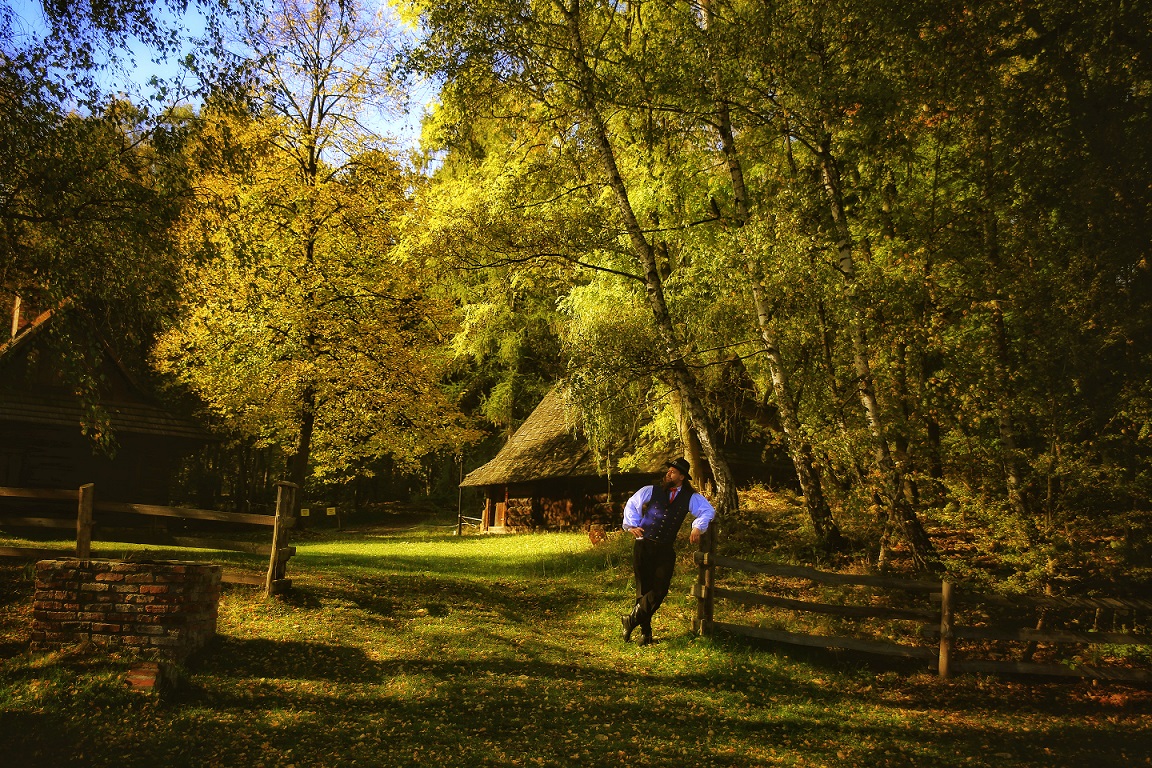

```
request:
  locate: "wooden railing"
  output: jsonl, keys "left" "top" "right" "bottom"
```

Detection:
{"left": 692, "top": 541, "right": 1151, "bottom": 682}
{"left": 0, "top": 482, "right": 297, "bottom": 597}
{"left": 931, "top": 585, "right": 1152, "bottom": 680}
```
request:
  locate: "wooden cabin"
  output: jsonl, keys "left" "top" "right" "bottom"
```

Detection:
{"left": 0, "top": 296, "right": 208, "bottom": 503}
{"left": 459, "top": 388, "right": 678, "bottom": 533}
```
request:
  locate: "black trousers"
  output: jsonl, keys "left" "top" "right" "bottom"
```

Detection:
{"left": 632, "top": 538, "right": 677, "bottom": 632}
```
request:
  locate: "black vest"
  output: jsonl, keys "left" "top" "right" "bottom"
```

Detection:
{"left": 640, "top": 483, "right": 694, "bottom": 545}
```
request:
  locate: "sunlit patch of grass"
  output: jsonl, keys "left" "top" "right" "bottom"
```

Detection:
{"left": 298, "top": 527, "right": 630, "bottom": 579}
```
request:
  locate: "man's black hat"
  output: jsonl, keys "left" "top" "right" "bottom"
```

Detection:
{"left": 667, "top": 457, "right": 692, "bottom": 479}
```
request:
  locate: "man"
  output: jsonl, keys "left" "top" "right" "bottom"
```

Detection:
{"left": 620, "top": 457, "right": 715, "bottom": 646}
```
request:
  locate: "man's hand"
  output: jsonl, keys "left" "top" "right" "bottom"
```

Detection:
{"left": 629, "top": 527, "right": 645, "bottom": 539}
{"left": 689, "top": 527, "right": 704, "bottom": 545}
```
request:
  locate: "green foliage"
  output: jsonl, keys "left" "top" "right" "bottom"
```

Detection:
{"left": 559, "top": 278, "right": 667, "bottom": 459}
{"left": 153, "top": 1, "right": 478, "bottom": 488}
{"left": 154, "top": 102, "right": 475, "bottom": 482}
{"left": 6, "top": 0, "right": 1150, "bottom": 577}
{"left": 400, "top": 0, "right": 1152, "bottom": 581}
{"left": 404, "top": 93, "right": 617, "bottom": 433}
{"left": 0, "top": 52, "right": 193, "bottom": 453}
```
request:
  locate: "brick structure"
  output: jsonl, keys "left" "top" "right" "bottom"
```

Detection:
{"left": 30, "top": 559, "right": 221, "bottom": 661}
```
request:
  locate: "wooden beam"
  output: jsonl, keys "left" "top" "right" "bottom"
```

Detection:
{"left": 76, "top": 483, "right": 94, "bottom": 559}
{"left": 695, "top": 526, "right": 716, "bottom": 636}
{"left": 938, "top": 580, "right": 954, "bottom": 679}
{"left": 165, "top": 536, "right": 270, "bottom": 556}
{"left": 0, "top": 486, "right": 77, "bottom": 501}
{"left": 697, "top": 552, "right": 941, "bottom": 592}
{"left": 95, "top": 502, "right": 275, "bottom": 527}
{"left": 956, "top": 590, "right": 1152, "bottom": 612}
{"left": 0, "top": 517, "right": 75, "bottom": 529}
{"left": 924, "top": 624, "right": 1152, "bottom": 646}
{"left": 703, "top": 585, "right": 937, "bottom": 621}
{"left": 225, "top": 571, "right": 291, "bottom": 592}
{"left": 712, "top": 621, "right": 936, "bottom": 659}
{"left": 948, "top": 659, "right": 1152, "bottom": 682}
{"left": 87, "top": 533, "right": 273, "bottom": 556}
{"left": 222, "top": 570, "right": 266, "bottom": 586}
{"left": 0, "top": 546, "right": 75, "bottom": 560}
{"left": 266, "top": 481, "right": 296, "bottom": 597}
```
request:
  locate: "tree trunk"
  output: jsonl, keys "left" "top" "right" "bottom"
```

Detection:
{"left": 891, "top": 340, "right": 921, "bottom": 509}
{"left": 924, "top": 414, "right": 945, "bottom": 500}
{"left": 978, "top": 127, "right": 1030, "bottom": 522}
{"left": 560, "top": 0, "right": 739, "bottom": 516}
{"left": 672, "top": 389, "right": 711, "bottom": 494}
{"left": 818, "top": 141, "right": 939, "bottom": 572}
{"left": 702, "top": 31, "right": 843, "bottom": 548}
{"left": 991, "top": 301, "right": 1029, "bottom": 520}
{"left": 288, "top": 383, "right": 316, "bottom": 519}
{"left": 748, "top": 275, "right": 845, "bottom": 548}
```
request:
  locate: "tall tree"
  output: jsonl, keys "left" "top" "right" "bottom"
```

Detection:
{"left": 157, "top": 0, "right": 475, "bottom": 490}
{"left": 408, "top": 0, "right": 741, "bottom": 516}
{"left": 686, "top": 0, "right": 845, "bottom": 548}
{"left": 406, "top": 0, "right": 1152, "bottom": 581}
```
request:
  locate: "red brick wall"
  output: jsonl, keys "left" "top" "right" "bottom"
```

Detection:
{"left": 30, "top": 559, "right": 221, "bottom": 661}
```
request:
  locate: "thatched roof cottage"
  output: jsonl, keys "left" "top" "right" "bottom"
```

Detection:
{"left": 459, "top": 388, "right": 677, "bottom": 533}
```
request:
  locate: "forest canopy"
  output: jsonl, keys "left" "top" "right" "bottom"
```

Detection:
{"left": 2, "top": 0, "right": 1150, "bottom": 583}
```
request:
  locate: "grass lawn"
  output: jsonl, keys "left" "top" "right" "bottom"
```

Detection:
{"left": 1, "top": 516, "right": 1150, "bottom": 767}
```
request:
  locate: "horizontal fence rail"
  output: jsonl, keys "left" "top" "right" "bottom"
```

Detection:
{"left": 698, "top": 584, "right": 939, "bottom": 622}
{"left": 0, "top": 487, "right": 78, "bottom": 501}
{"left": 0, "top": 483, "right": 297, "bottom": 597}
{"left": 94, "top": 502, "right": 278, "bottom": 527}
{"left": 699, "top": 552, "right": 942, "bottom": 592}
{"left": 711, "top": 622, "right": 938, "bottom": 660}
{"left": 692, "top": 542, "right": 1151, "bottom": 682}
{"left": 948, "top": 589, "right": 1152, "bottom": 613}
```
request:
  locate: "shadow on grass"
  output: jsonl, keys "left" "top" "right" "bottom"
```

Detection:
{"left": 0, "top": 712, "right": 70, "bottom": 768}
{"left": 0, "top": 564, "right": 33, "bottom": 608}
{"left": 714, "top": 630, "right": 1152, "bottom": 716}
{"left": 166, "top": 648, "right": 1152, "bottom": 768}
{"left": 5, "top": 528, "right": 1152, "bottom": 767}
{"left": 300, "top": 570, "right": 609, "bottom": 626}
{"left": 194, "top": 635, "right": 377, "bottom": 683}
{"left": 0, "top": 640, "right": 29, "bottom": 659}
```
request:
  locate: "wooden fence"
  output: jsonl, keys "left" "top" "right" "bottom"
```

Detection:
{"left": 0, "top": 482, "right": 297, "bottom": 597}
{"left": 692, "top": 536, "right": 1152, "bottom": 682}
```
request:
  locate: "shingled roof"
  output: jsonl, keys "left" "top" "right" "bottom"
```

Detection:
{"left": 460, "top": 388, "right": 676, "bottom": 487}
{"left": 0, "top": 306, "right": 209, "bottom": 440}
{"left": 0, "top": 389, "right": 208, "bottom": 440}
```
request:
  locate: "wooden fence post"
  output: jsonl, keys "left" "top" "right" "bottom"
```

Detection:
{"left": 265, "top": 482, "right": 296, "bottom": 597}
{"left": 456, "top": 453, "right": 463, "bottom": 537}
{"left": 695, "top": 525, "right": 716, "bottom": 636}
{"left": 76, "top": 483, "right": 94, "bottom": 559}
{"left": 938, "top": 580, "right": 954, "bottom": 678}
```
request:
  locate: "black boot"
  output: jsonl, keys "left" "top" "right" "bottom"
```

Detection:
{"left": 621, "top": 605, "right": 642, "bottom": 642}
{"left": 637, "top": 625, "right": 653, "bottom": 646}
